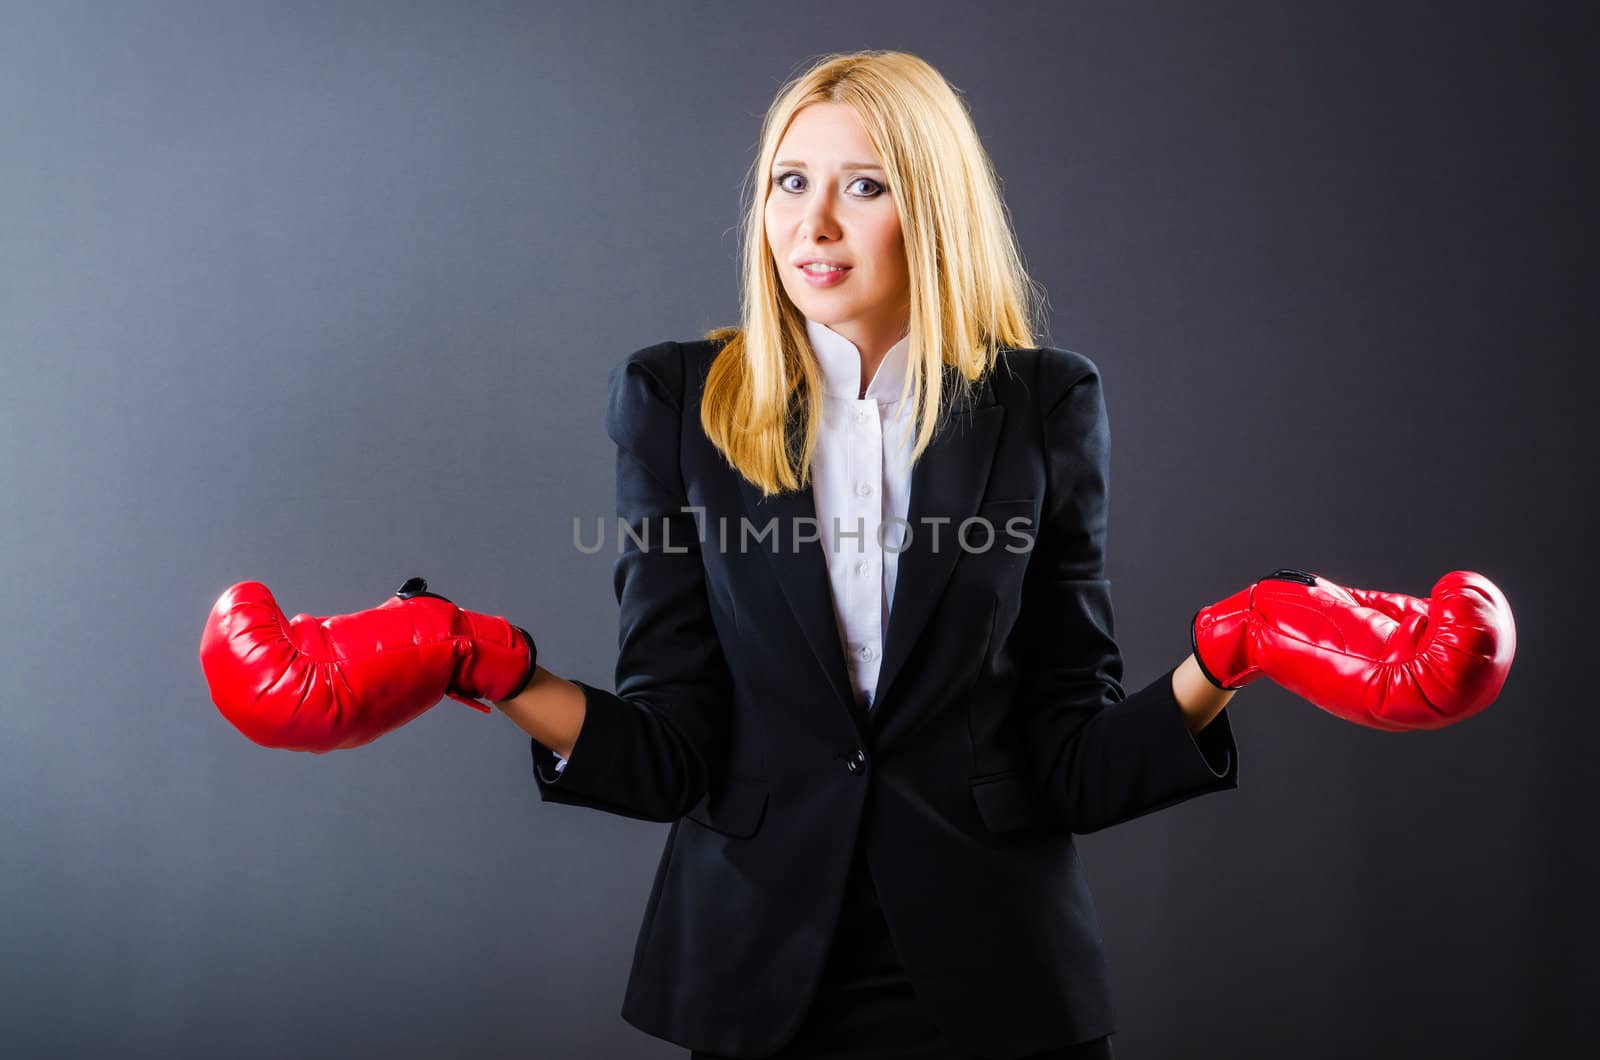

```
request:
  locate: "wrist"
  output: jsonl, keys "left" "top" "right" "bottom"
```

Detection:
{"left": 1172, "top": 654, "right": 1237, "bottom": 734}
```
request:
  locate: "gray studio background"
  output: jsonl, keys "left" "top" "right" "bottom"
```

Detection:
{"left": 2, "top": 2, "right": 1591, "bottom": 1058}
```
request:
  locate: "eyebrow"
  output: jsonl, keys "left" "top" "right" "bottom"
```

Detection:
{"left": 773, "top": 160, "right": 886, "bottom": 171}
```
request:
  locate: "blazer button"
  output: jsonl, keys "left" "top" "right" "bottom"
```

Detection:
{"left": 845, "top": 748, "right": 868, "bottom": 774}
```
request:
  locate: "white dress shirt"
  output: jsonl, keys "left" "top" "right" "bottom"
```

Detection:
{"left": 552, "top": 319, "right": 913, "bottom": 771}
{"left": 803, "top": 317, "right": 916, "bottom": 712}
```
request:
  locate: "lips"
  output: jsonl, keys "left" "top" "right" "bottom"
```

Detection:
{"left": 798, "top": 261, "right": 851, "bottom": 288}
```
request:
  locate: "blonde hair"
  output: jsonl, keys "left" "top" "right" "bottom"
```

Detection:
{"left": 700, "top": 50, "right": 1044, "bottom": 496}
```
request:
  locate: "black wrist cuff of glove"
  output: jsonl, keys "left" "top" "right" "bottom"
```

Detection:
{"left": 509, "top": 625, "right": 538, "bottom": 699}
{"left": 1189, "top": 608, "right": 1235, "bottom": 691}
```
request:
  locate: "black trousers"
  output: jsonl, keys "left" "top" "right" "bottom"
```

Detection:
{"left": 690, "top": 840, "right": 1115, "bottom": 1060}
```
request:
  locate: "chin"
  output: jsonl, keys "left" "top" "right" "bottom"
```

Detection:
{"left": 791, "top": 296, "right": 858, "bottom": 328}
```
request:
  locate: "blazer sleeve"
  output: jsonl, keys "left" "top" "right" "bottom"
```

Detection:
{"left": 1014, "top": 349, "right": 1239, "bottom": 835}
{"left": 527, "top": 341, "right": 734, "bottom": 822}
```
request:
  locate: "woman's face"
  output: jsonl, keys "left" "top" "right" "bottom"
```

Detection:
{"left": 764, "top": 102, "right": 910, "bottom": 353}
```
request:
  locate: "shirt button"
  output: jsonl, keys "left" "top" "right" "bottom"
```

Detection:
{"left": 855, "top": 408, "right": 870, "bottom": 424}
{"left": 855, "top": 561, "right": 871, "bottom": 577}
{"left": 855, "top": 481, "right": 872, "bottom": 497}
{"left": 857, "top": 645, "right": 875, "bottom": 662}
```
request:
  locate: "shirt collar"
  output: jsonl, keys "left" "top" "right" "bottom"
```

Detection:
{"left": 805, "top": 317, "right": 911, "bottom": 406}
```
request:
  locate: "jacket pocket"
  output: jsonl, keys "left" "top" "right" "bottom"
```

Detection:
{"left": 977, "top": 497, "right": 1038, "bottom": 526}
{"left": 683, "top": 776, "right": 770, "bottom": 839}
{"left": 969, "top": 770, "right": 1035, "bottom": 834}
{"left": 973, "top": 498, "right": 1038, "bottom": 560}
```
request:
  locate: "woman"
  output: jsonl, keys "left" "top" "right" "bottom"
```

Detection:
{"left": 199, "top": 47, "right": 1515, "bottom": 1060}
{"left": 495, "top": 50, "right": 1238, "bottom": 1059}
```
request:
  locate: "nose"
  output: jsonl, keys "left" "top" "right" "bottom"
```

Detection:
{"left": 798, "top": 188, "right": 840, "bottom": 243}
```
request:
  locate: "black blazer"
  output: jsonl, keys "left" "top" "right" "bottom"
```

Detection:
{"left": 529, "top": 338, "right": 1238, "bottom": 1058}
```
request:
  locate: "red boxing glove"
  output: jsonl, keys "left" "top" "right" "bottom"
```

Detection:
{"left": 1191, "top": 568, "right": 1515, "bottom": 731}
{"left": 199, "top": 577, "right": 536, "bottom": 752}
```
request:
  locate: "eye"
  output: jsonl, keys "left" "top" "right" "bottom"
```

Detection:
{"left": 770, "top": 172, "right": 888, "bottom": 198}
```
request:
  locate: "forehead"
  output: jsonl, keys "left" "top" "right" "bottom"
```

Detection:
{"left": 774, "top": 102, "right": 881, "bottom": 164}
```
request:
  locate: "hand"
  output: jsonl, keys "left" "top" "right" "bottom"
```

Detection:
{"left": 1190, "top": 568, "right": 1515, "bottom": 731}
{"left": 199, "top": 576, "right": 536, "bottom": 752}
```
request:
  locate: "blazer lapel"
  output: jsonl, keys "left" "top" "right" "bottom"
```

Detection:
{"left": 871, "top": 368, "right": 1003, "bottom": 727}
{"left": 736, "top": 364, "right": 1004, "bottom": 737}
{"left": 735, "top": 471, "right": 860, "bottom": 722}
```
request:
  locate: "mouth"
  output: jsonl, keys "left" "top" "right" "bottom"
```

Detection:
{"left": 797, "top": 261, "right": 852, "bottom": 288}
